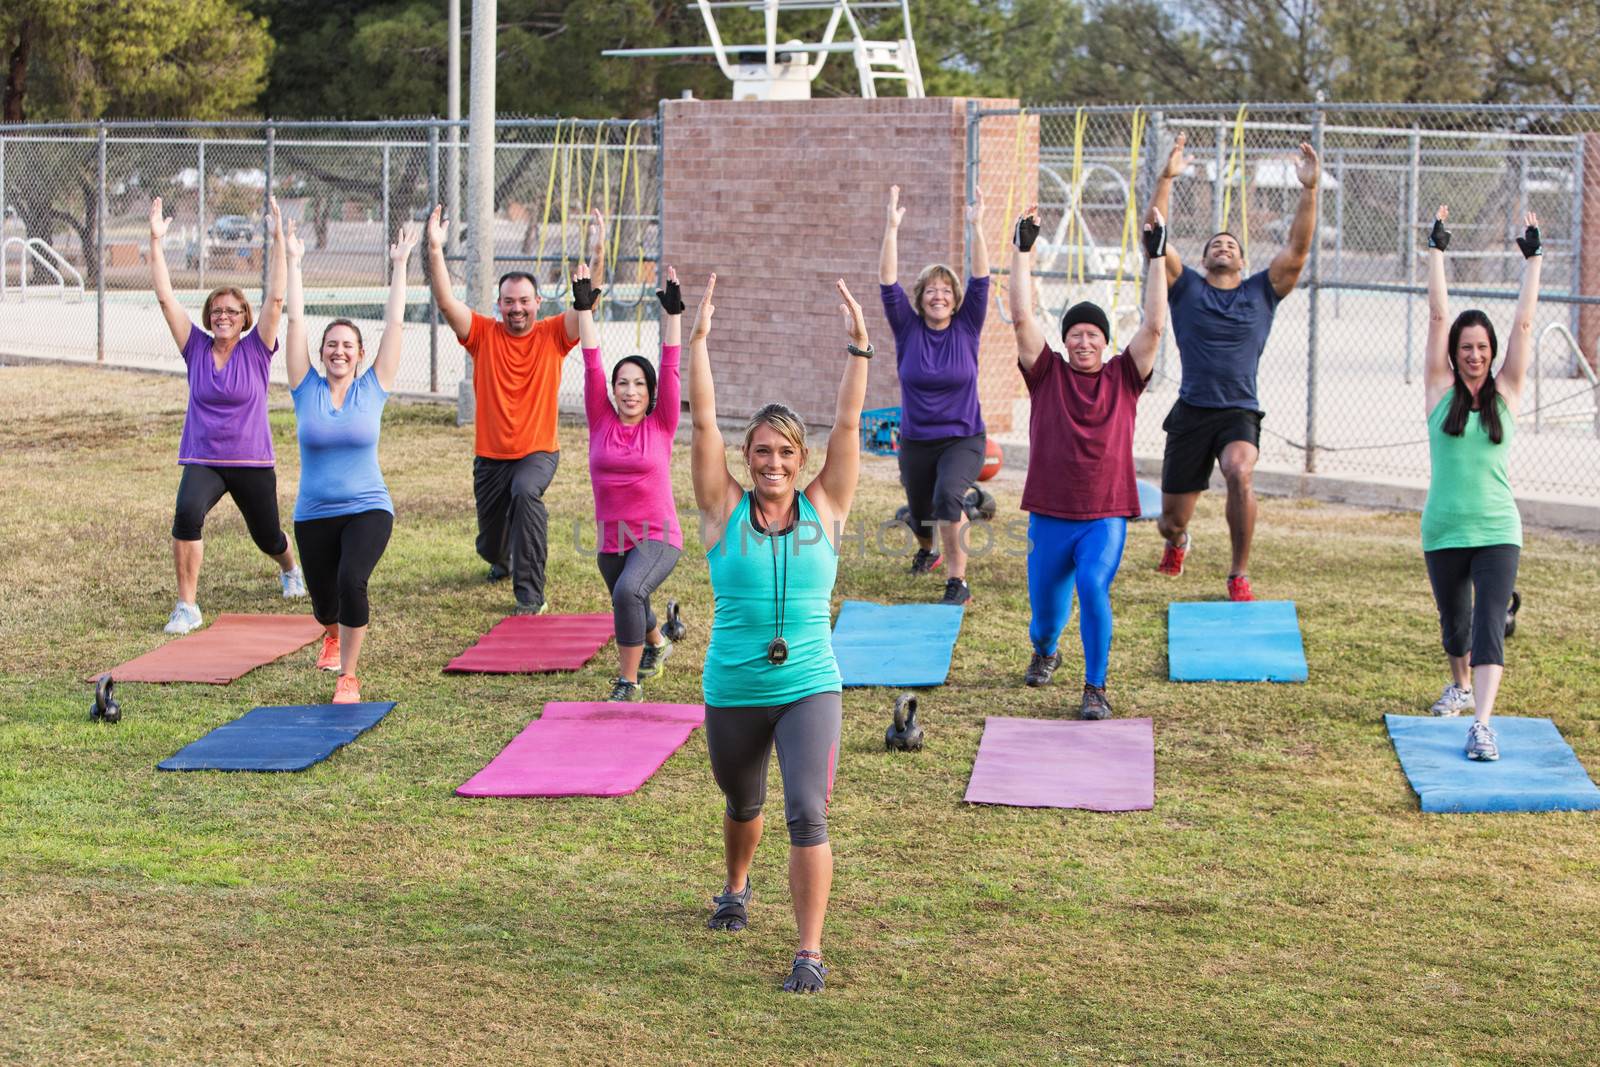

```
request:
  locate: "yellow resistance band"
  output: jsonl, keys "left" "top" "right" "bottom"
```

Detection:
{"left": 1067, "top": 108, "right": 1087, "bottom": 288}
{"left": 1107, "top": 108, "right": 1147, "bottom": 347}
{"left": 1220, "top": 105, "right": 1250, "bottom": 264}
{"left": 535, "top": 119, "right": 567, "bottom": 293}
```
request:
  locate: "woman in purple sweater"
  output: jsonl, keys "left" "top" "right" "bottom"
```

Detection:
{"left": 573, "top": 263, "right": 684, "bottom": 702}
{"left": 878, "top": 184, "right": 990, "bottom": 606}
{"left": 148, "top": 196, "right": 305, "bottom": 635}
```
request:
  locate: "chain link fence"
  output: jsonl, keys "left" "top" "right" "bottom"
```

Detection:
{"left": 0, "top": 117, "right": 663, "bottom": 403}
{"left": 971, "top": 102, "right": 1600, "bottom": 503}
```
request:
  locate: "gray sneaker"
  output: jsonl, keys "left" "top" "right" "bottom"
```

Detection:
{"left": 1465, "top": 721, "right": 1499, "bottom": 762}
{"left": 163, "top": 601, "right": 203, "bottom": 635}
{"left": 280, "top": 566, "right": 307, "bottom": 598}
{"left": 1024, "top": 652, "right": 1061, "bottom": 687}
{"left": 512, "top": 599, "right": 550, "bottom": 616}
{"left": 1430, "top": 683, "right": 1475, "bottom": 717}
{"left": 607, "top": 677, "right": 644, "bottom": 702}
{"left": 1079, "top": 684, "right": 1113, "bottom": 721}
{"left": 638, "top": 637, "right": 673, "bottom": 678}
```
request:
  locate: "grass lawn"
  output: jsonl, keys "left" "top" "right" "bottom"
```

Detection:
{"left": 2, "top": 363, "right": 1597, "bottom": 1065}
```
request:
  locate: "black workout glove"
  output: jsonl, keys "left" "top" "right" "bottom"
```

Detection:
{"left": 1143, "top": 222, "right": 1167, "bottom": 259}
{"left": 1427, "top": 217, "right": 1451, "bottom": 252}
{"left": 1516, "top": 224, "right": 1542, "bottom": 259}
{"left": 571, "top": 276, "right": 603, "bottom": 311}
{"left": 1015, "top": 214, "right": 1040, "bottom": 253}
{"left": 655, "top": 277, "right": 684, "bottom": 314}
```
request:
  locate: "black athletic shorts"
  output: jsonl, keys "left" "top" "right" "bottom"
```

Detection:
{"left": 897, "top": 433, "right": 986, "bottom": 528}
{"left": 1159, "top": 400, "right": 1264, "bottom": 495}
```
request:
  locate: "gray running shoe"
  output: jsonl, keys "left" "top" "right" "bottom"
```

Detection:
{"left": 1430, "top": 682, "right": 1475, "bottom": 717}
{"left": 1024, "top": 651, "right": 1061, "bottom": 687}
{"left": 280, "top": 566, "right": 307, "bottom": 598}
{"left": 1465, "top": 721, "right": 1499, "bottom": 762}
{"left": 512, "top": 599, "right": 550, "bottom": 616}
{"left": 163, "top": 601, "right": 203, "bottom": 635}
{"left": 607, "top": 677, "right": 643, "bottom": 702}
{"left": 637, "top": 636, "right": 673, "bottom": 678}
{"left": 1079, "top": 683, "right": 1113, "bottom": 721}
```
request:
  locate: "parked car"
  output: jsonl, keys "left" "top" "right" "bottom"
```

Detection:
{"left": 209, "top": 215, "right": 256, "bottom": 242}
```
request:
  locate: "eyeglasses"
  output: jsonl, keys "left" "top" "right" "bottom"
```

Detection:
{"left": 211, "top": 307, "right": 245, "bottom": 318}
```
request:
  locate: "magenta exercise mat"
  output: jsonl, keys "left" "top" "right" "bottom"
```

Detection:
{"left": 456, "top": 702, "right": 705, "bottom": 798}
{"left": 443, "top": 614, "right": 615, "bottom": 673}
{"left": 964, "top": 716, "right": 1155, "bottom": 811}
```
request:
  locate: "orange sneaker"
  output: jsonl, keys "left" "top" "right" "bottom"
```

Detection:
{"left": 1227, "top": 574, "right": 1254, "bottom": 602}
{"left": 316, "top": 633, "right": 340, "bottom": 671}
{"left": 1157, "top": 534, "right": 1190, "bottom": 576}
{"left": 332, "top": 674, "right": 361, "bottom": 704}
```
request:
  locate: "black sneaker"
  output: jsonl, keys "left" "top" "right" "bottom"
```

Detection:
{"left": 1079, "top": 684, "right": 1112, "bottom": 720}
{"left": 940, "top": 578, "right": 971, "bottom": 606}
{"left": 910, "top": 547, "right": 943, "bottom": 575}
{"left": 487, "top": 562, "right": 510, "bottom": 582}
{"left": 1024, "top": 651, "right": 1061, "bottom": 687}
{"left": 637, "top": 637, "right": 673, "bottom": 678}
{"left": 607, "top": 677, "right": 643, "bottom": 702}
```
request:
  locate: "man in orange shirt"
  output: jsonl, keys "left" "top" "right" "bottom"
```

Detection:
{"left": 425, "top": 205, "right": 604, "bottom": 613}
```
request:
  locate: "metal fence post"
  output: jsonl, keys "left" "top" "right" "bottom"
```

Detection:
{"left": 381, "top": 141, "right": 391, "bottom": 265}
{"left": 97, "top": 121, "right": 107, "bottom": 363}
{"left": 1569, "top": 132, "right": 1586, "bottom": 356}
{"left": 964, "top": 99, "right": 979, "bottom": 279}
{"left": 1403, "top": 125, "right": 1420, "bottom": 384}
{"left": 1333, "top": 149, "right": 1344, "bottom": 318}
{"left": 428, "top": 124, "right": 440, "bottom": 394}
{"left": 1212, "top": 126, "right": 1227, "bottom": 236}
{"left": 197, "top": 139, "right": 207, "bottom": 291}
{"left": 262, "top": 120, "right": 275, "bottom": 299}
{"left": 1305, "top": 105, "right": 1324, "bottom": 475}
{"left": 656, "top": 100, "right": 666, "bottom": 287}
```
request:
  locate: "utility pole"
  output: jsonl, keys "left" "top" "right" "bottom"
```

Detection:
{"left": 459, "top": 0, "right": 496, "bottom": 425}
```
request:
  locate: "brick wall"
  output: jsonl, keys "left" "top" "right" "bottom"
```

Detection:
{"left": 661, "top": 97, "right": 1036, "bottom": 433}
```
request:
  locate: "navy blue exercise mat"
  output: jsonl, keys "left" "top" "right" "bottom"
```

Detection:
{"left": 832, "top": 600, "right": 965, "bottom": 687}
{"left": 1167, "top": 600, "right": 1308, "bottom": 682}
{"left": 1385, "top": 714, "right": 1600, "bottom": 814}
{"left": 157, "top": 702, "right": 396, "bottom": 772}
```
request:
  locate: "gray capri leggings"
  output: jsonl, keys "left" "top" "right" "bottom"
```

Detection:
{"left": 595, "top": 539, "right": 681, "bottom": 647}
{"left": 705, "top": 692, "right": 842, "bottom": 847}
{"left": 1424, "top": 543, "right": 1519, "bottom": 667}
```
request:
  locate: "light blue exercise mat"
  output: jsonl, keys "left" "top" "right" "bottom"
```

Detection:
{"left": 1167, "top": 600, "right": 1308, "bottom": 682}
{"left": 832, "top": 600, "right": 965, "bottom": 687}
{"left": 1385, "top": 714, "right": 1600, "bottom": 814}
{"left": 1136, "top": 479, "right": 1162, "bottom": 521}
{"left": 158, "top": 702, "right": 397, "bottom": 772}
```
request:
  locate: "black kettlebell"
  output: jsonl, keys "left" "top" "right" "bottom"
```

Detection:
{"left": 884, "top": 693, "right": 924, "bottom": 751}
{"left": 662, "top": 599, "right": 688, "bottom": 642}
{"left": 90, "top": 674, "right": 121, "bottom": 724}
{"left": 1504, "top": 590, "right": 1521, "bottom": 638}
{"left": 962, "top": 486, "right": 997, "bottom": 521}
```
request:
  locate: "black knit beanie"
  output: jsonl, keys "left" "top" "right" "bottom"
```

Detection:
{"left": 1060, "top": 301, "right": 1111, "bottom": 343}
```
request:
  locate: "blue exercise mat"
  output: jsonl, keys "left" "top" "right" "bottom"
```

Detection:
{"left": 1168, "top": 600, "right": 1308, "bottom": 682}
{"left": 832, "top": 600, "right": 964, "bottom": 687}
{"left": 158, "top": 702, "right": 396, "bottom": 772}
{"left": 1136, "top": 479, "right": 1162, "bottom": 520}
{"left": 1385, "top": 714, "right": 1600, "bottom": 814}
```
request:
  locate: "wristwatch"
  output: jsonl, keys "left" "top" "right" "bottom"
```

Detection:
{"left": 846, "top": 342, "right": 874, "bottom": 359}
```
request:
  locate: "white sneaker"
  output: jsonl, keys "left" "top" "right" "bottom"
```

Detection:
{"left": 280, "top": 566, "right": 307, "bottom": 598}
{"left": 164, "top": 601, "right": 203, "bottom": 635}
{"left": 1429, "top": 683, "right": 1475, "bottom": 717}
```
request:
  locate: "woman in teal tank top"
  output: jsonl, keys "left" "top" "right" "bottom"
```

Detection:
{"left": 687, "top": 272, "right": 873, "bottom": 994}
{"left": 1419, "top": 205, "right": 1542, "bottom": 762}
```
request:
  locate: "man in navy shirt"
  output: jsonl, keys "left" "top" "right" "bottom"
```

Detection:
{"left": 1146, "top": 133, "right": 1320, "bottom": 601}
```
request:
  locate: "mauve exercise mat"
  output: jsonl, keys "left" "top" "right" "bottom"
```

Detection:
{"left": 1385, "top": 714, "right": 1600, "bottom": 814}
{"left": 964, "top": 717, "right": 1155, "bottom": 811}
{"left": 456, "top": 701, "right": 706, "bottom": 798}
{"left": 158, "top": 702, "right": 396, "bottom": 772}
{"left": 832, "top": 600, "right": 965, "bottom": 687}
{"left": 443, "top": 613, "right": 615, "bottom": 673}
{"left": 99, "top": 614, "right": 325, "bottom": 684}
{"left": 1168, "top": 600, "right": 1309, "bottom": 682}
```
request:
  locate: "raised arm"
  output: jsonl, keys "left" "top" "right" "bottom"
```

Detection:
{"left": 879, "top": 185, "right": 905, "bottom": 286}
{"left": 574, "top": 261, "right": 611, "bottom": 427}
{"left": 284, "top": 221, "right": 311, "bottom": 389}
{"left": 256, "top": 197, "right": 287, "bottom": 351}
{"left": 372, "top": 221, "right": 420, "bottom": 393}
{"left": 654, "top": 267, "right": 683, "bottom": 432}
{"left": 1267, "top": 143, "right": 1320, "bottom": 297}
{"left": 966, "top": 184, "right": 990, "bottom": 279}
{"left": 1147, "top": 132, "right": 1190, "bottom": 286}
{"left": 147, "top": 197, "right": 191, "bottom": 349}
{"left": 1009, "top": 208, "right": 1048, "bottom": 371}
{"left": 1423, "top": 205, "right": 1454, "bottom": 411}
{"left": 1125, "top": 210, "right": 1170, "bottom": 379}
{"left": 807, "top": 280, "right": 872, "bottom": 530}
{"left": 687, "top": 274, "right": 742, "bottom": 531}
{"left": 425, "top": 205, "right": 473, "bottom": 340}
{"left": 562, "top": 209, "right": 605, "bottom": 343}
{"left": 1497, "top": 212, "right": 1543, "bottom": 407}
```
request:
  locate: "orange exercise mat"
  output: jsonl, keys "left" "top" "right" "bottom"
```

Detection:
{"left": 95, "top": 614, "right": 325, "bottom": 684}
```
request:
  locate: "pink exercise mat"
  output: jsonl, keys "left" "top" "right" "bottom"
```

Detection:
{"left": 456, "top": 702, "right": 706, "bottom": 798}
{"left": 964, "top": 716, "right": 1155, "bottom": 811}
{"left": 443, "top": 613, "right": 615, "bottom": 673}
{"left": 96, "top": 614, "right": 325, "bottom": 684}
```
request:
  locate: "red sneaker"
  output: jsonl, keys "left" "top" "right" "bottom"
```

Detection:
{"left": 332, "top": 674, "right": 362, "bottom": 704}
{"left": 1227, "top": 574, "right": 1254, "bottom": 602}
{"left": 316, "top": 633, "right": 340, "bottom": 672}
{"left": 1157, "top": 535, "right": 1189, "bottom": 576}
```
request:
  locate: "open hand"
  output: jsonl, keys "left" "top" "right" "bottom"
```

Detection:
{"left": 149, "top": 197, "right": 171, "bottom": 240}
{"left": 285, "top": 219, "right": 305, "bottom": 260}
{"left": 1014, "top": 205, "right": 1041, "bottom": 253}
{"left": 837, "top": 279, "right": 867, "bottom": 346}
{"left": 571, "top": 261, "right": 603, "bottom": 310}
{"left": 268, "top": 196, "right": 283, "bottom": 238}
{"left": 392, "top": 220, "right": 420, "bottom": 264}
{"left": 965, "top": 185, "right": 985, "bottom": 225}
{"left": 656, "top": 265, "right": 684, "bottom": 315}
{"left": 1516, "top": 211, "right": 1542, "bottom": 259}
{"left": 589, "top": 208, "right": 606, "bottom": 258}
{"left": 426, "top": 204, "right": 448, "bottom": 249}
{"left": 887, "top": 185, "right": 906, "bottom": 230}
{"left": 1428, "top": 205, "right": 1451, "bottom": 252}
{"left": 1163, "top": 132, "right": 1193, "bottom": 180}
{"left": 1295, "top": 142, "right": 1320, "bottom": 189}
{"left": 690, "top": 273, "right": 716, "bottom": 343}
{"left": 1143, "top": 208, "right": 1167, "bottom": 259}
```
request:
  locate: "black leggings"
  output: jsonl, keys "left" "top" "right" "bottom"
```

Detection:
{"left": 293, "top": 510, "right": 394, "bottom": 628}
{"left": 705, "top": 693, "right": 842, "bottom": 847}
{"left": 596, "top": 540, "right": 681, "bottom": 647}
{"left": 1424, "top": 544, "right": 1519, "bottom": 668}
{"left": 898, "top": 433, "right": 985, "bottom": 529}
{"left": 172, "top": 464, "right": 289, "bottom": 556}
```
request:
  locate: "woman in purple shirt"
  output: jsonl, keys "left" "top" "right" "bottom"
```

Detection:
{"left": 148, "top": 196, "right": 305, "bottom": 635}
{"left": 878, "top": 184, "right": 990, "bottom": 606}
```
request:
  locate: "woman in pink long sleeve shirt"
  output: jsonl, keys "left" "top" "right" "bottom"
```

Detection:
{"left": 573, "top": 264, "right": 685, "bottom": 701}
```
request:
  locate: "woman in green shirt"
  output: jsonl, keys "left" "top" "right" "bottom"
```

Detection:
{"left": 1420, "top": 205, "right": 1542, "bottom": 761}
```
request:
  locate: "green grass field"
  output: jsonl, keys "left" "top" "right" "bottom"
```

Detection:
{"left": 2, "top": 363, "right": 1597, "bottom": 1065}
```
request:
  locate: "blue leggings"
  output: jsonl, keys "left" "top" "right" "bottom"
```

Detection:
{"left": 1026, "top": 514, "right": 1128, "bottom": 687}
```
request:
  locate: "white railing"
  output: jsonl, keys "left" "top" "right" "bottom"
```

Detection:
{"left": 1, "top": 237, "right": 86, "bottom": 302}
{"left": 1534, "top": 322, "right": 1600, "bottom": 437}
